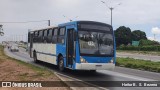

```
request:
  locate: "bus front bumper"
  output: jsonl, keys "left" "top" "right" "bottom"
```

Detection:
{"left": 75, "top": 63, "right": 115, "bottom": 70}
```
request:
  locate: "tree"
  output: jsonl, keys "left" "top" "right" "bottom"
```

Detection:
{"left": 0, "top": 25, "right": 4, "bottom": 36}
{"left": 131, "top": 30, "right": 147, "bottom": 41}
{"left": 115, "top": 26, "right": 132, "bottom": 46}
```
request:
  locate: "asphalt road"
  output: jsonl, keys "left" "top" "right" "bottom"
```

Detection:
{"left": 117, "top": 52, "right": 160, "bottom": 62}
{"left": 4, "top": 47, "right": 160, "bottom": 90}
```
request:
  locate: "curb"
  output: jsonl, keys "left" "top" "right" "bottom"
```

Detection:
{"left": 54, "top": 72, "right": 109, "bottom": 90}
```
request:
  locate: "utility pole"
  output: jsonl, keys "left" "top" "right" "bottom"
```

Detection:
{"left": 63, "top": 15, "right": 72, "bottom": 22}
{"left": 63, "top": 15, "right": 78, "bottom": 22}
{"left": 154, "top": 34, "right": 156, "bottom": 41}
{"left": 101, "top": 1, "right": 121, "bottom": 26}
{"left": 110, "top": 7, "right": 114, "bottom": 26}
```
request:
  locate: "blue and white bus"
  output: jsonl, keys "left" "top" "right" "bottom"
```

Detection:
{"left": 28, "top": 21, "right": 116, "bottom": 71}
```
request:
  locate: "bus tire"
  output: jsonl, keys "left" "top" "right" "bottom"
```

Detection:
{"left": 58, "top": 56, "right": 65, "bottom": 72}
{"left": 90, "top": 70, "right": 96, "bottom": 73}
{"left": 33, "top": 51, "right": 38, "bottom": 63}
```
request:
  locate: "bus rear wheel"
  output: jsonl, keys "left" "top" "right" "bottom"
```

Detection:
{"left": 58, "top": 56, "right": 64, "bottom": 72}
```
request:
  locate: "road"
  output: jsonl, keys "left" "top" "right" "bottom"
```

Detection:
{"left": 117, "top": 52, "right": 160, "bottom": 62}
{"left": 5, "top": 47, "right": 160, "bottom": 90}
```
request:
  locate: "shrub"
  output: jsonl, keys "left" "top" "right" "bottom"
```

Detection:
{"left": 117, "top": 45, "right": 160, "bottom": 51}
{"left": 139, "top": 39, "right": 159, "bottom": 46}
{"left": 116, "top": 58, "right": 160, "bottom": 73}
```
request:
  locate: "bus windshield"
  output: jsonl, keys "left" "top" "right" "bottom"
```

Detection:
{"left": 79, "top": 30, "right": 114, "bottom": 56}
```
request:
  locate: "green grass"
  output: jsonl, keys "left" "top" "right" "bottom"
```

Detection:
{"left": 116, "top": 57, "right": 160, "bottom": 73}
{"left": 7, "top": 56, "right": 53, "bottom": 77}
{"left": 117, "top": 50, "right": 160, "bottom": 56}
{"left": 0, "top": 46, "right": 6, "bottom": 63}
{"left": 0, "top": 45, "right": 53, "bottom": 77}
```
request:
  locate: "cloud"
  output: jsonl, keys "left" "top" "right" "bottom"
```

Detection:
{"left": 1, "top": 0, "right": 160, "bottom": 42}
{"left": 151, "top": 27, "right": 160, "bottom": 34}
{"left": 148, "top": 37, "right": 155, "bottom": 41}
{"left": 148, "top": 36, "right": 160, "bottom": 42}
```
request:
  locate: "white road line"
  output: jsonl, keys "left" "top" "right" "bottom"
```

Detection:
{"left": 98, "top": 70, "right": 156, "bottom": 81}
{"left": 55, "top": 72, "right": 109, "bottom": 90}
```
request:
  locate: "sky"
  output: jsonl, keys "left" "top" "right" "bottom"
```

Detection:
{"left": 0, "top": 0, "right": 160, "bottom": 42}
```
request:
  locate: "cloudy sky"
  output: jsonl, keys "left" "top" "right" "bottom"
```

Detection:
{"left": 0, "top": 0, "right": 160, "bottom": 42}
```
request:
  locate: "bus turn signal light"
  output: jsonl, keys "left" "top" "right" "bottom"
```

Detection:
{"left": 80, "top": 57, "right": 88, "bottom": 63}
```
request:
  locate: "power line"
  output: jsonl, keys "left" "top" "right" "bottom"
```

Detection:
{"left": 0, "top": 20, "right": 49, "bottom": 24}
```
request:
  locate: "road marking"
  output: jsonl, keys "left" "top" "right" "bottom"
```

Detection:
{"left": 54, "top": 72, "right": 109, "bottom": 90}
{"left": 98, "top": 70, "right": 156, "bottom": 81}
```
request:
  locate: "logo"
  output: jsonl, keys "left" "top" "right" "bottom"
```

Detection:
{"left": 2, "top": 82, "right": 11, "bottom": 87}
{"left": 88, "top": 41, "right": 95, "bottom": 46}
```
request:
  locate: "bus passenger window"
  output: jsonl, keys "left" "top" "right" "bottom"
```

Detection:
{"left": 33, "top": 31, "right": 39, "bottom": 43}
{"left": 52, "top": 28, "right": 58, "bottom": 43}
{"left": 28, "top": 32, "right": 30, "bottom": 43}
{"left": 38, "top": 30, "right": 43, "bottom": 43}
{"left": 43, "top": 30, "right": 48, "bottom": 43}
{"left": 47, "top": 29, "right": 53, "bottom": 43}
{"left": 58, "top": 28, "right": 65, "bottom": 44}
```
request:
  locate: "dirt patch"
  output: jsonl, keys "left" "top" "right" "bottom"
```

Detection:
{"left": 0, "top": 52, "right": 58, "bottom": 81}
{"left": 0, "top": 46, "right": 69, "bottom": 90}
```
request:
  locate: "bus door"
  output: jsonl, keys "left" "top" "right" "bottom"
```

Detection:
{"left": 66, "top": 29, "right": 75, "bottom": 67}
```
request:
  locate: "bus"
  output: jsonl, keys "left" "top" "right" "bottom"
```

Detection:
{"left": 28, "top": 21, "right": 116, "bottom": 71}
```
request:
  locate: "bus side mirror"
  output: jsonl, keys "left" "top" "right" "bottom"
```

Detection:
{"left": 74, "top": 31, "right": 77, "bottom": 41}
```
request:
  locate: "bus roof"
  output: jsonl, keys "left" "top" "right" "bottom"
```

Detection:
{"left": 29, "top": 21, "right": 112, "bottom": 32}
{"left": 29, "top": 26, "right": 57, "bottom": 32}
{"left": 58, "top": 21, "right": 112, "bottom": 27}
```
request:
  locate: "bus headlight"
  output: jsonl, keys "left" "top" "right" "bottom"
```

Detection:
{"left": 109, "top": 58, "right": 114, "bottom": 63}
{"left": 80, "top": 57, "right": 88, "bottom": 63}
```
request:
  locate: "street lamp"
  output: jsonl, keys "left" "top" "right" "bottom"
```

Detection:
{"left": 63, "top": 15, "right": 78, "bottom": 22}
{"left": 101, "top": 1, "right": 121, "bottom": 26}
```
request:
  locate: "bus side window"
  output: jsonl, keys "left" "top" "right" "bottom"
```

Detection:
{"left": 43, "top": 29, "right": 48, "bottom": 43}
{"left": 33, "top": 31, "right": 38, "bottom": 43}
{"left": 52, "top": 28, "right": 58, "bottom": 43}
{"left": 57, "top": 27, "right": 65, "bottom": 44}
{"left": 38, "top": 30, "right": 43, "bottom": 43}
{"left": 47, "top": 29, "right": 53, "bottom": 43}
{"left": 28, "top": 32, "right": 30, "bottom": 43}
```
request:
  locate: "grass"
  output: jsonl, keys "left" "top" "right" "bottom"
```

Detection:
{"left": 0, "top": 45, "right": 69, "bottom": 89}
{"left": 0, "top": 46, "right": 6, "bottom": 63}
{"left": 116, "top": 57, "right": 160, "bottom": 73}
{"left": 0, "top": 45, "right": 54, "bottom": 78}
{"left": 117, "top": 50, "right": 160, "bottom": 56}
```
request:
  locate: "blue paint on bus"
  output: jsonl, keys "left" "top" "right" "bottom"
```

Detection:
{"left": 30, "top": 21, "right": 116, "bottom": 70}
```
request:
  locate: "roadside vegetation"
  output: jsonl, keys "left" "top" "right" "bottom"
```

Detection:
{"left": 117, "top": 39, "right": 160, "bottom": 51}
{"left": 117, "top": 50, "right": 160, "bottom": 56}
{"left": 116, "top": 57, "right": 160, "bottom": 73}
{"left": 0, "top": 45, "right": 69, "bottom": 90}
{"left": 117, "top": 45, "right": 160, "bottom": 52}
{"left": 0, "top": 45, "right": 54, "bottom": 81}
{"left": 115, "top": 26, "right": 160, "bottom": 52}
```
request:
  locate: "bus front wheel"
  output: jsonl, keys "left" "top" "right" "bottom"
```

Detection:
{"left": 58, "top": 56, "right": 64, "bottom": 72}
{"left": 90, "top": 70, "right": 96, "bottom": 73}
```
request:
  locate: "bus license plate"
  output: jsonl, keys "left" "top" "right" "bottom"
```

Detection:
{"left": 96, "top": 65, "right": 102, "bottom": 69}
